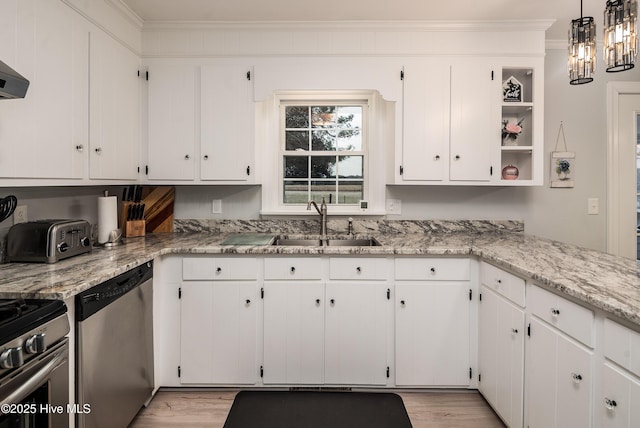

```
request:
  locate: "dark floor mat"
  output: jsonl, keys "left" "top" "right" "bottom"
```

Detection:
{"left": 223, "top": 390, "right": 413, "bottom": 428}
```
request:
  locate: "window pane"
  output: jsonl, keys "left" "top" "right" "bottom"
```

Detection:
{"left": 285, "top": 106, "right": 309, "bottom": 128}
{"left": 337, "top": 155, "right": 363, "bottom": 178}
{"left": 284, "top": 156, "right": 309, "bottom": 178}
{"left": 338, "top": 181, "right": 363, "bottom": 204}
{"left": 311, "top": 106, "right": 336, "bottom": 128}
{"left": 311, "top": 181, "right": 336, "bottom": 204}
{"left": 311, "top": 156, "right": 336, "bottom": 178}
{"left": 337, "top": 129, "right": 362, "bottom": 151}
{"left": 286, "top": 131, "right": 309, "bottom": 151}
{"left": 312, "top": 130, "right": 337, "bottom": 151}
{"left": 337, "top": 106, "right": 362, "bottom": 128}
{"left": 284, "top": 180, "right": 308, "bottom": 204}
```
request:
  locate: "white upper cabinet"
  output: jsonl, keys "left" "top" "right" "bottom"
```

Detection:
{"left": 200, "top": 64, "right": 255, "bottom": 182}
{"left": 449, "top": 58, "right": 496, "bottom": 182}
{"left": 0, "top": 0, "right": 87, "bottom": 180}
{"left": 397, "top": 56, "right": 543, "bottom": 186}
{"left": 146, "top": 60, "right": 197, "bottom": 181}
{"left": 400, "top": 60, "right": 450, "bottom": 182}
{"left": 89, "top": 29, "right": 140, "bottom": 180}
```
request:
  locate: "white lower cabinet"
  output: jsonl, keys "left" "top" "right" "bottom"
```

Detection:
{"left": 179, "top": 281, "right": 257, "bottom": 384}
{"left": 395, "top": 282, "right": 470, "bottom": 386}
{"left": 324, "top": 282, "right": 389, "bottom": 385}
{"left": 601, "top": 363, "right": 640, "bottom": 427}
{"left": 478, "top": 286, "right": 524, "bottom": 428}
{"left": 526, "top": 316, "right": 592, "bottom": 428}
{"left": 262, "top": 281, "right": 325, "bottom": 384}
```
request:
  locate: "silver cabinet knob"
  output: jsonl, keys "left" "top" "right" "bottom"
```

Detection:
{"left": 315, "top": 299, "right": 321, "bottom": 305}
{"left": 75, "top": 144, "right": 84, "bottom": 152}
{"left": 185, "top": 154, "right": 190, "bottom": 160}
{"left": 434, "top": 155, "right": 440, "bottom": 160}
{"left": 455, "top": 155, "right": 461, "bottom": 160}
{"left": 290, "top": 266, "right": 296, "bottom": 273}
{"left": 356, "top": 267, "right": 361, "bottom": 273}
{"left": 245, "top": 299, "right": 251, "bottom": 305}
{"left": 216, "top": 267, "right": 222, "bottom": 273}
{"left": 400, "top": 300, "right": 406, "bottom": 306}
{"left": 94, "top": 147, "right": 102, "bottom": 154}
{"left": 430, "top": 267, "right": 436, "bottom": 274}
{"left": 571, "top": 372, "right": 583, "bottom": 384}
{"left": 551, "top": 308, "right": 561, "bottom": 317}
{"left": 604, "top": 398, "right": 617, "bottom": 411}
{"left": 203, "top": 154, "right": 209, "bottom": 160}
{"left": 511, "top": 328, "right": 518, "bottom": 334}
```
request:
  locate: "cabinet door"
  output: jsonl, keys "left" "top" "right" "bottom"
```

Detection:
{"left": 180, "top": 281, "right": 257, "bottom": 384}
{"left": 200, "top": 64, "right": 254, "bottom": 181}
{"left": 450, "top": 60, "right": 495, "bottom": 181}
{"left": 263, "top": 282, "right": 324, "bottom": 384}
{"left": 527, "top": 317, "right": 592, "bottom": 428}
{"left": 0, "top": 0, "right": 87, "bottom": 179}
{"left": 478, "top": 286, "right": 499, "bottom": 406}
{"left": 147, "top": 61, "right": 196, "bottom": 180}
{"left": 401, "top": 60, "right": 450, "bottom": 181}
{"left": 89, "top": 30, "right": 140, "bottom": 180}
{"left": 325, "top": 282, "right": 388, "bottom": 385}
{"left": 494, "top": 295, "right": 524, "bottom": 428}
{"left": 602, "top": 364, "right": 640, "bottom": 428}
{"left": 396, "top": 282, "right": 470, "bottom": 386}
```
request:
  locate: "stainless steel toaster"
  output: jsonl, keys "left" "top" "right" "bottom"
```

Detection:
{"left": 6, "top": 219, "right": 92, "bottom": 263}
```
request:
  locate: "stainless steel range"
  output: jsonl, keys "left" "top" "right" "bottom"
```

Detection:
{"left": 0, "top": 299, "right": 70, "bottom": 428}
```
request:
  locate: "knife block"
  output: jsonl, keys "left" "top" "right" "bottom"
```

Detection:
{"left": 120, "top": 201, "right": 146, "bottom": 238}
{"left": 125, "top": 220, "right": 146, "bottom": 238}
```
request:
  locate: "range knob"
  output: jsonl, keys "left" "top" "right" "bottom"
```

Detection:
{"left": 0, "top": 347, "right": 23, "bottom": 369}
{"left": 24, "top": 333, "right": 46, "bottom": 354}
{"left": 57, "top": 242, "right": 69, "bottom": 253}
{"left": 81, "top": 237, "right": 91, "bottom": 247}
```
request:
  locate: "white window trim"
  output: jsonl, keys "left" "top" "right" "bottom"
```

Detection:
{"left": 260, "top": 90, "right": 387, "bottom": 216}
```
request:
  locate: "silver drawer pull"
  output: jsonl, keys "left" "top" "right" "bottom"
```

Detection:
{"left": 290, "top": 266, "right": 296, "bottom": 273}
{"left": 430, "top": 267, "right": 436, "bottom": 274}
{"left": 216, "top": 267, "right": 222, "bottom": 273}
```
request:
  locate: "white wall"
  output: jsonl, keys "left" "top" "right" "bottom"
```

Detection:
{"left": 521, "top": 48, "right": 640, "bottom": 251}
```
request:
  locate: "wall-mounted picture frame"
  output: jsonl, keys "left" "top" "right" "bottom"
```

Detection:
{"left": 550, "top": 151, "right": 575, "bottom": 188}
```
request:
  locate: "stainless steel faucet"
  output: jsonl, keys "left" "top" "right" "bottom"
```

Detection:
{"left": 307, "top": 197, "right": 328, "bottom": 237}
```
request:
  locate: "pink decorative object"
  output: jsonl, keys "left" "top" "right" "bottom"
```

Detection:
{"left": 501, "top": 164, "right": 519, "bottom": 180}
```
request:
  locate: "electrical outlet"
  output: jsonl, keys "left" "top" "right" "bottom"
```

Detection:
{"left": 212, "top": 199, "right": 222, "bottom": 214}
{"left": 386, "top": 199, "right": 402, "bottom": 215}
{"left": 587, "top": 198, "right": 599, "bottom": 215}
{"left": 13, "top": 205, "right": 28, "bottom": 224}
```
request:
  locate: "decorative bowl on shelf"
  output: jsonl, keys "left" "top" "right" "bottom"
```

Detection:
{"left": 501, "top": 164, "right": 519, "bottom": 180}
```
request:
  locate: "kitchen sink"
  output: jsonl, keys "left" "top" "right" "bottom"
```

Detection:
{"left": 272, "top": 237, "right": 381, "bottom": 247}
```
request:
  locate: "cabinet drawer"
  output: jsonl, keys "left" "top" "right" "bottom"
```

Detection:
{"left": 329, "top": 258, "right": 387, "bottom": 280}
{"left": 395, "top": 258, "right": 469, "bottom": 281}
{"left": 528, "top": 284, "right": 594, "bottom": 347}
{"left": 264, "top": 258, "right": 322, "bottom": 280}
{"left": 480, "top": 262, "right": 525, "bottom": 307}
{"left": 183, "top": 257, "right": 257, "bottom": 280}
{"left": 604, "top": 319, "right": 640, "bottom": 378}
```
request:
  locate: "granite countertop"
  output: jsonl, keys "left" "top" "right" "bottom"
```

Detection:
{"left": 0, "top": 219, "right": 638, "bottom": 329}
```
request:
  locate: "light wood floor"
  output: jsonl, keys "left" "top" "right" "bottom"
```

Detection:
{"left": 129, "top": 389, "right": 506, "bottom": 428}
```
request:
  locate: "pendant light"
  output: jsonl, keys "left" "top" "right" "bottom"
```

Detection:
{"left": 604, "top": 0, "right": 638, "bottom": 72}
{"left": 569, "top": 0, "right": 597, "bottom": 84}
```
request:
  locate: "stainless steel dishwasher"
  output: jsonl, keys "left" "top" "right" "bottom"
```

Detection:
{"left": 75, "top": 261, "right": 154, "bottom": 428}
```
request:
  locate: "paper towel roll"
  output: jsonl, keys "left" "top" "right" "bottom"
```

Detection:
{"left": 97, "top": 195, "right": 118, "bottom": 244}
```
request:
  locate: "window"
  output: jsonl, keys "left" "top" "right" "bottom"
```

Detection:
{"left": 259, "top": 90, "right": 388, "bottom": 215}
{"left": 282, "top": 103, "right": 365, "bottom": 206}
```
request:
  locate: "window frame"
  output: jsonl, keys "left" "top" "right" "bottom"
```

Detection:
{"left": 260, "top": 90, "right": 387, "bottom": 216}
{"left": 281, "top": 101, "right": 367, "bottom": 207}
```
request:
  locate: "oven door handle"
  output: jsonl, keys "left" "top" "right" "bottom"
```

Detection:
{"left": 0, "top": 349, "right": 67, "bottom": 408}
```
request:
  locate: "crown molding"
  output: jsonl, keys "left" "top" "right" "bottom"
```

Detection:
{"left": 104, "top": 0, "right": 144, "bottom": 28}
{"left": 141, "top": 19, "right": 555, "bottom": 33}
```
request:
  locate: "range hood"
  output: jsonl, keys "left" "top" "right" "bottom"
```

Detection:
{"left": 0, "top": 60, "right": 29, "bottom": 99}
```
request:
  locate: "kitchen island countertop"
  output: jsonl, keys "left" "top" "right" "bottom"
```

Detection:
{"left": 0, "top": 227, "right": 639, "bottom": 328}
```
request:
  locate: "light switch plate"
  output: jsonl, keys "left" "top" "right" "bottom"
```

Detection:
{"left": 587, "top": 198, "right": 599, "bottom": 215}
{"left": 212, "top": 199, "right": 222, "bottom": 214}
